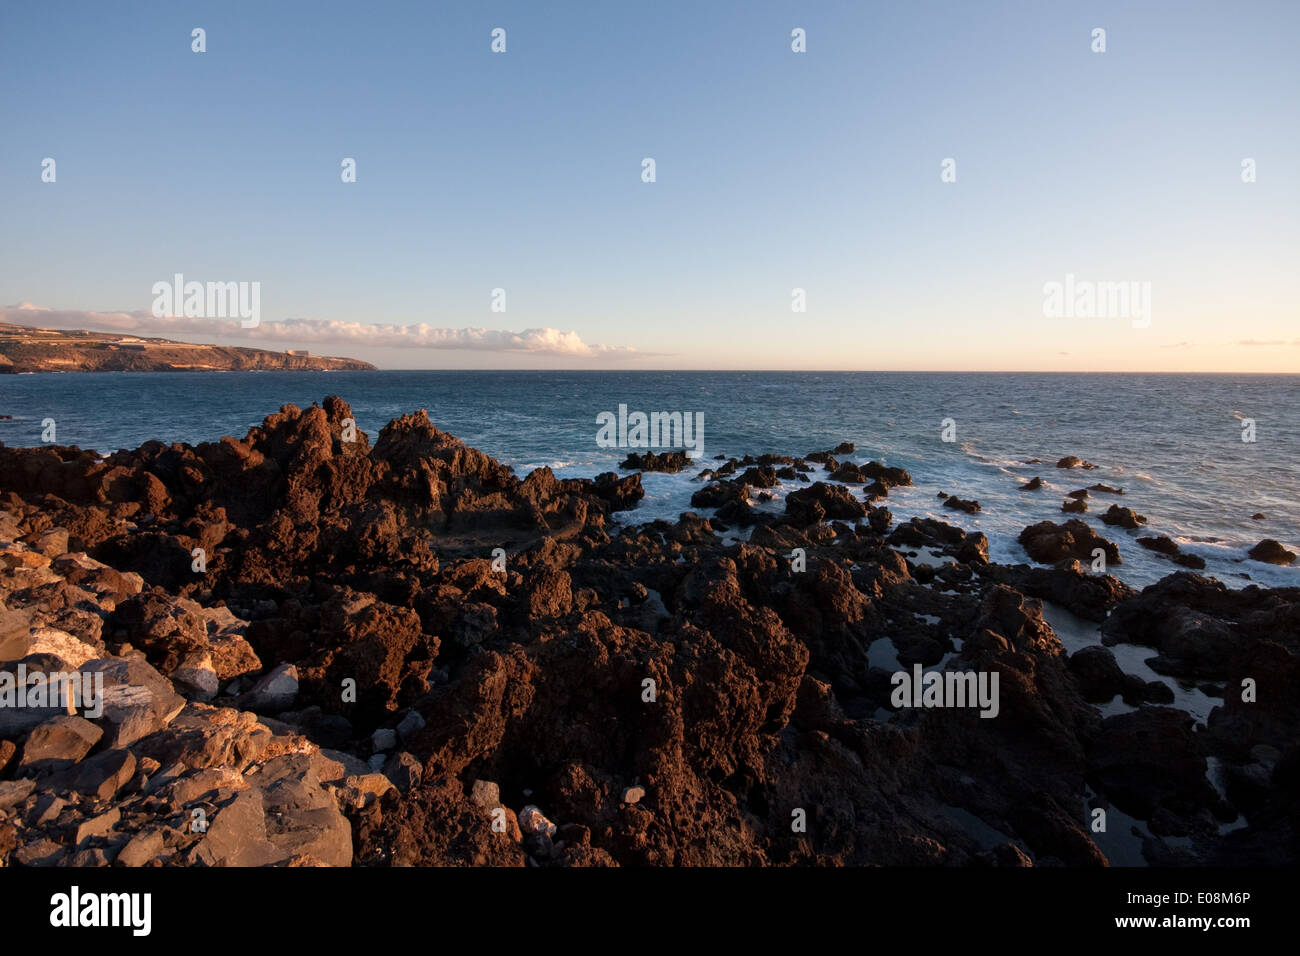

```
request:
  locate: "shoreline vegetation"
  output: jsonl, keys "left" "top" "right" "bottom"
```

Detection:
{"left": 0, "top": 322, "right": 375, "bottom": 374}
{"left": 0, "top": 396, "right": 1295, "bottom": 867}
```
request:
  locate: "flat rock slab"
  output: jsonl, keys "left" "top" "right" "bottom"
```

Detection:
{"left": 48, "top": 748, "right": 137, "bottom": 801}
{"left": 17, "top": 714, "right": 103, "bottom": 775}
{"left": 0, "top": 777, "right": 35, "bottom": 810}
{"left": 80, "top": 657, "right": 185, "bottom": 748}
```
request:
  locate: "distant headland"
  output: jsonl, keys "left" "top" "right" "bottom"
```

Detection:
{"left": 0, "top": 322, "right": 375, "bottom": 373}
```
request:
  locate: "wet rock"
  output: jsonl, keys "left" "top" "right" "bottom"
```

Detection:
{"left": 1138, "top": 536, "right": 1179, "bottom": 556}
{"left": 1068, "top": 646, "right": 1145, "bottom": 703}
{"left": 957, "top": 533, "right": 989, "bottom": 566}
{"left": 691, "top": 482, "right": 747, "bottom": 509}
{"left": 785, "top": 482, "right": 867, "bottom": 525}
{"left": 1100, "top": 505, "right": 1146, "bottom": 529}
{"left": 1087, "top": 708, "right": 1220, "bottom": 821}
{"left": 620, "top": 451, "right": 690, "bottom": 473}
{"left": 1247, "top": 539, "right": 1295, "bottom": 565}
{"left": 1087, "top": 484, "right": 1124, "bottom": 495}
{"left": 1018, "top": 520, "right": 1120, "bottom": 566}
{"left": 1138, "top": 536, "right": 1206, "bottom": 571}
{"left": 1055, "top": 456, "right": 1097, "bottom": 469}
{"left": 1020, "top": 477, "right": 1043, "bottom": 491}
{"left": 590, "top": 472, "right": 645, "bottom": 512}
{"left": 943, "top": 495, "right": 981, "bottom": 514}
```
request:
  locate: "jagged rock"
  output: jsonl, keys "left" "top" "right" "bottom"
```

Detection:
{"left": 1018, "top": 519, "right": 1120, "bottom": 565}
{"left": 470, "top": 779, "right": 501, "bottom": 808}
{"left": 620, "top": 451, "right": 690, "bottom": 473}
{"left": 134, "top": 705, "right": 271, "bottom": 773}
{"left": 1100, "top": 505, "right": 1146, "bottom": 529}
{"left": 3, "top": 397, "right": 1296, "bottom": 871}
{"left": 785, "top": 482, "right": 867, "bottom": 525}
{"left": 1068, "top": 646, "right": 1145, "bottom": 703}
{"left": 957, "top": 532, "right": 990, "bottom": 565}
{"left": 518, "top": 805, "right": 558, "bottom": 838}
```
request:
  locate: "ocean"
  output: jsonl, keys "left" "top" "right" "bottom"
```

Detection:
{"left": 2, "top": 370, "right": 1297, "bottom": 590}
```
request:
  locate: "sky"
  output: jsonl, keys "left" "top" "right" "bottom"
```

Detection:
{"left": 1, "top": 0, "right": 1297, "bottom": 371}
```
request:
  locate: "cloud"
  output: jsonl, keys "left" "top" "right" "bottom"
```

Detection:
{"left": 1160, "top": 341, "right": 1193, "bottom": 349}
{"left": 1236, "top": 338, "right": 1296, "bottom": 347}
{"left": 0, "top": 303, "right": 646, "bottom": 357}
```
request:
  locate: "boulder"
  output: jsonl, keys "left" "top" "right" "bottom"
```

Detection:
{"left": 1100, "top": 505, "right": 1146, "bottom": 529}
{"left": 239, "top": 663, "right": 299, "bottom": 714}
{"left": 1018, "top": 520, "right": 1120, "bottom": 566}
{"left": 80, "top": 657, "right": 186, "bottom": 749}
{"left": 1247, "top": 539, "right": 1295, "bottom": 565}
{"left": 16, "top": 715, "right": 102, "bottom": 775}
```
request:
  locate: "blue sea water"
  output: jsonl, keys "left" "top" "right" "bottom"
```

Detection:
{"left": 2, "top": 370, "right": 1297, "bottom": 589}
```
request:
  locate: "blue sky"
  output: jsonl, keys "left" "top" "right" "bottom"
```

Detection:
{"left": 1, "top": 0, "right": 1296, "bottom": 370}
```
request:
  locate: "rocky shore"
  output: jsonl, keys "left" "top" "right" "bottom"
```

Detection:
{"left": 0, "top": 397, "right": 1295, "bottom": 867}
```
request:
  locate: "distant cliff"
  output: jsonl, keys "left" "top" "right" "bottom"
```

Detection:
{"left": 0, "top": 322, "right": 376, "bottom": 373}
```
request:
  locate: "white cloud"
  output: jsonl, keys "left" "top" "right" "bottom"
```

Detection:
{"left": 0, "top": 303, "right": 644, "bottom": 357}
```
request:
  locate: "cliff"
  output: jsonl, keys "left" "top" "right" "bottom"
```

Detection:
{"left": 0, "top": 323, "right": 375, "bottom": 373}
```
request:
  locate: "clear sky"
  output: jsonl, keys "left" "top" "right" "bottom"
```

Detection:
{"left": 1, "top": 0, "right": 1296, "bottom": 371}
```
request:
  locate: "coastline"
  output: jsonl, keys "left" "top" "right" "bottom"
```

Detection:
{"left": 0, "top": 322, "right": 375, "bottom": 374}
{"left": 0, "top": 395, "right": 1295, "bottom": 867}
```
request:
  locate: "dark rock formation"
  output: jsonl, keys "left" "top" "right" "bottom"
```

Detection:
{"left": 1018, "top": 520, "right": 1120, "bottom": 566}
